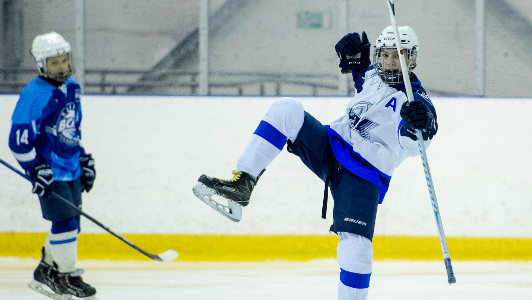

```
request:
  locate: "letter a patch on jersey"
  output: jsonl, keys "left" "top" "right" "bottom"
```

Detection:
{"left": 385, "top": 97, "right": 397, "bottom": 112}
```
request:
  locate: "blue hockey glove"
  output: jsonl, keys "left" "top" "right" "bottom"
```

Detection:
{"left": 400, "top": 101, "right": 438, "bottom": 140}
{"left": 79, "top": 153, "right": 96, "bottom": 193}
{"left": 29, "top": 163, "right": 54, "bottom": 198}
{"left": 335, "top": 31, "right": 371, "bottom": 74}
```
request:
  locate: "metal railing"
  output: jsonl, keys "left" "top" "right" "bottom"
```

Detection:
{"left": 0, "top": 69, "right": 353, "bottom": 96}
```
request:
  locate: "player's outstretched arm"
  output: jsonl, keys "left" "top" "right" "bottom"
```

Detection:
{"left": 335, "top": 31, "right": 371, "bottom": 92}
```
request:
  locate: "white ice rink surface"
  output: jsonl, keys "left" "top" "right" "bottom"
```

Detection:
{"left": 1, "top": 258, "right": 531, "bottom": 300}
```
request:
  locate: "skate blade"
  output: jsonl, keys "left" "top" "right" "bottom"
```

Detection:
{"left": 29, "top": 280, "right": 98, "bottom": 300}
{"left": 192, "top": 182, "right": 242, "bottom": 222}
{"left": 28, "top": 280, "right": 72, "bottom": 300}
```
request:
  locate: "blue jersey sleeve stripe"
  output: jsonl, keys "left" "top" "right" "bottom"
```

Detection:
{"left": 253, "top": 120, "right": 287, "bottom": 151}
{"left": 340, "top": 268, "right": 371, "bottom": 289}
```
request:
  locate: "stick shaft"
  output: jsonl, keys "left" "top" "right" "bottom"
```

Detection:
{"left": 386, "top": 0, "right": 455, "bottom": 284}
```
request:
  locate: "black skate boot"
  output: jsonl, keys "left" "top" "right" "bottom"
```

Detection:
{"left": 56, "top": 269, "right": 97, "bottom": 299}
{"left": 28, "top": 248, "right": 61, "bottom": 298}
{"left": 193, "top": 170, "right": 263, "bottom": 222}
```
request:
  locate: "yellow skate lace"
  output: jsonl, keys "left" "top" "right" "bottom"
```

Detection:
{"left": 216, "top": 170, "right": 242, "bottom": 182}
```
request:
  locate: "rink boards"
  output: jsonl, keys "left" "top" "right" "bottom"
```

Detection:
{"left": 1, "top": 95, "right": 531, "bottom": 261}
{"left": 1, "top": 232, "right": 532, "bottom": 261}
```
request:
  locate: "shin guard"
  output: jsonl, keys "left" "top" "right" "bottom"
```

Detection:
{"left": 49, "top": 217, "right": 80, "bottom": 273}
{"left": 337, "top": 232, "right": 373, "bottom": 300}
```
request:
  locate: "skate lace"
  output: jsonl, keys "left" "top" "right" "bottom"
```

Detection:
{"left": 217, "top": 170, "right": 242, "bottom": 182}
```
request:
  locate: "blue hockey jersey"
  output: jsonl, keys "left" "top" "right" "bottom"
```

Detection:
{"left": 9, "top": 77, "right": 85, "bottom": 181}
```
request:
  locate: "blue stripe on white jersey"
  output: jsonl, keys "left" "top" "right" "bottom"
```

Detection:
{"left": 325, "top": 126, "right": 391, "bottom": 204}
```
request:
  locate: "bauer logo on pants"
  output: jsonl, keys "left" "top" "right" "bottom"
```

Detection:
{"left": 344, "top": 218, "right": 367, "bottom": 226}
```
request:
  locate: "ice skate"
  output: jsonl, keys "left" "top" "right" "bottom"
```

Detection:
{"left": 192, "top": 170, "right": 262, "bottom": 222}
{"left": 55, "top": 269, "right": 97, "bottom": 300}
{"left": 28, "top": 249, "right": 63, "bottom": 300}
{"left": 29, "top": 259, "right": 97, "bottom": 300}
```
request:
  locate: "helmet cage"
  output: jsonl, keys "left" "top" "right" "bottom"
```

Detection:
{"left": 373, "top": 47, "right": 417, "bottom": 85}
{"left": 37, "top": 54, "right": 74, "bottom": 83}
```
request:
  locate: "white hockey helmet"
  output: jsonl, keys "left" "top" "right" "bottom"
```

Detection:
{"left": 373, "top": 26, "right": 418, "bottom": 84}
{"left": 31, "top": 32, "right": 74, "bottom": 82}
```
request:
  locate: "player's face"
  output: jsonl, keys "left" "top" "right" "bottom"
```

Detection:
{"left": 378, "top": 48, "right": 403, "bottom": 72}
{"left": 46, "top": 54, "right": 70, "bottom": 77}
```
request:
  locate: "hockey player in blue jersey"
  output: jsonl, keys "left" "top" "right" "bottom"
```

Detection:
{"left": 193, "top": 25, "right": 437, "bottom": 300}
{"left": 8, "top": 32, "right": 97, "bottom": 300}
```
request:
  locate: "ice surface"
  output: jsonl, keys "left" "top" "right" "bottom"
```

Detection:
{"left": 1, "top": 258, "right": 532, "bottom": 300}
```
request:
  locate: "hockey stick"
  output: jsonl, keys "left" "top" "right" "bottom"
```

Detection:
{"left": 386, "top": 0, "right": 456, "bottom": 285}
{"left": 0, "top": 157, "right": 178, "bottom": 262}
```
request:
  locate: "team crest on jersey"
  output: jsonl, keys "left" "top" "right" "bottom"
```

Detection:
{"left": 348, "top": 101, "right": 380, "bottom": 140}
{"left": 57, "top": 102, "right": 80, "bottom": 146}
{"left": 45, "top": 102, "right": 80, "bottom": 147}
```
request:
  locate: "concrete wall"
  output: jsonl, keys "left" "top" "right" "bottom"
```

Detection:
{"left": 19, "top": 0, "right": 202, "bottom": 71}
{"left": 1, "top": 95, "right": 531, "bottom": 239}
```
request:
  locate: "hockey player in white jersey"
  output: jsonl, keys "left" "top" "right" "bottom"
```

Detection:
{"left": 193, "top": 25, "right": 437, "bottom": 299}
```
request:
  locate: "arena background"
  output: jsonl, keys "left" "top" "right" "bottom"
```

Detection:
{"left": 1, "top": 0, "right": 532, "bottom": 97}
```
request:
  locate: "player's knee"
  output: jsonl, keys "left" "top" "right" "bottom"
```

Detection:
{"left": 337, "top": 232, "right": 373, "bottom": 274}
{"left": 267, "top": 97, "right": 305, "bottom": 139}
{"left": 337, "top": 232, "right": 373, "bottom": 293}
{"left": 51, "top": 217, "right": 79, "bottom": 234}
{"left": 271, "top": 97, "right": 304, "bottom": 115}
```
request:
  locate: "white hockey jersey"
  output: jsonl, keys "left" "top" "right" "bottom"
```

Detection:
{"left": 325, "top": 68, "right": 436, "bottom": 204}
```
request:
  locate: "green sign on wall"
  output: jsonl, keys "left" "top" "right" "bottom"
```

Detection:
{"left": 296, "top": 11, "right": 331, "bottom": 29}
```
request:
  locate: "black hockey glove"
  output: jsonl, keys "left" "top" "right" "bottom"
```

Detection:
{"left": 400, "top": 101, "right": 438, "bottom": 140}
{"left": 79, "top": 153, "right": 96, "bottom": 193}
{"left": 29, "top": 163, "right": 54, "bottom": 198}
{"left": 335, "top": 31, "right": 371, "bottom": 74}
